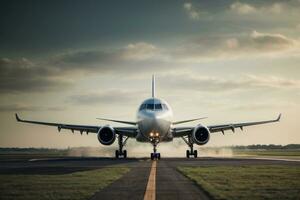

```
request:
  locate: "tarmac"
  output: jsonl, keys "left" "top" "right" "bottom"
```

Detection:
{"left": 1, "top": 156, "right": 299, "bottom": 200}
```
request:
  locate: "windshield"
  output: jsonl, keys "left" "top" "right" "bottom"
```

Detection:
{"left": 155, "top": 104, "right": 162, "bottom": 110}
{"left": 147, "top": 104, "right": 154, "bottom": 110}
{"left": 139, "top": 102, "right": 166, "bottom": 111}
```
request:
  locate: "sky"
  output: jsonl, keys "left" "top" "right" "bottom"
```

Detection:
{"left": 0, "top": 0, "right": 300, "bottom": 152}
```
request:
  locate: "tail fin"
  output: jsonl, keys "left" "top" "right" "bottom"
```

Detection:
{"left": 152, "top": 74, "right": 155, "bottom": 98}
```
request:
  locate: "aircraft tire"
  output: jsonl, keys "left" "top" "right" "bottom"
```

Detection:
{"left": 186, "top": 150, "right": 190, "bottom": 158}
{"left": 194, "top": 150, "right": 198, "bottom": 158}
{"left": 123, "top": 150, "right": 127, "bottom": 158}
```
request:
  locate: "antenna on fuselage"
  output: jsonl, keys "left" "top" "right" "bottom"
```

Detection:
{"left": 152, "top": 74, "right": 155, "bottom": 98}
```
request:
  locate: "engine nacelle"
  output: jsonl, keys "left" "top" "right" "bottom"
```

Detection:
{"left": 97, "top": 126, "right": 116, "bottom": 145}
{"left": 192, "top": 125, "right": 210, "bottom": 145}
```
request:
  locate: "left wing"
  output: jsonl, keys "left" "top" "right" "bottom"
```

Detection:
{"left": 15, "top": 114, "right": 137, "bottom": 137}
{"left": 172, "top": 114, "right": 281, "bottom": 137}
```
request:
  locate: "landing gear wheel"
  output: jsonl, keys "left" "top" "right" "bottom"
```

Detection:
{"left": 115, "top": 150, "right": 119, "bottom": 158}
{"left": 186, "top": 150, "right": 190, "bottom": 158}
{"left": 150, "top": 153, "right": 154, "bottom": 160}
{"left": 123, "top": 150, "right": 127, "bottom": 158}
{"left": 194, "top": 150, "right": 198, "bottom": 158}
{"left": 157, "top": 153, "right": 161, "bottom": 160}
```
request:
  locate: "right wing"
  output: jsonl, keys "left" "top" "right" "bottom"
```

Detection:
{"left": 15, "top": 114, "right": 137, "bottom": 137}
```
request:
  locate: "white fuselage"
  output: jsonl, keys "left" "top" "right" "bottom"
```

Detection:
{"left": 136, "top": 98, "right": 173, "bottom": 142}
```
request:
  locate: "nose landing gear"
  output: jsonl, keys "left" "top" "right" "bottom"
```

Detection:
{"left": 150, "top": 141, "right": 161, "bottom": 160}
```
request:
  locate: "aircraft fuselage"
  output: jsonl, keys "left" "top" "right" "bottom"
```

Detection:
{"left": 136, "top": 98, "right": 173, "bottom": 142}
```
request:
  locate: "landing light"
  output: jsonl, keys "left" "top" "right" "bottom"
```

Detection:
{"left": 150, "top": 132, "right": 154, "bottom": 137}
{"left": 155, "top": 132, "right": 159, "bottom": 137}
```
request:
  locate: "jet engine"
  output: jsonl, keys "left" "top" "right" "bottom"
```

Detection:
{"left": 97, "top": 126, "right": 116, "bottom": 145}
{"left": 192, "top": 125, "right": 210, "bottom": 145}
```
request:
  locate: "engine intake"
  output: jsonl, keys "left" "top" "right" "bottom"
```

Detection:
{"left": 192, "top": 125, "right": 210, "bottom": 145}
{"left": 97, "top": 126, "right": 116, "bottom": 145}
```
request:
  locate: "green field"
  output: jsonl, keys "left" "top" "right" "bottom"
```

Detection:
{"left": 0, "top": 167, "right": 130, "bottom": 200}
{"left": 234, "top": 150, "right": 300, "bottom": 157}
{"left": 178, "top": 165, "right": 300, "bottom": 200}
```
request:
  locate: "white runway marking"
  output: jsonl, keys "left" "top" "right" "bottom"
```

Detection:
{"left": 144, "top": 160, "right": 157, "bottom": 200}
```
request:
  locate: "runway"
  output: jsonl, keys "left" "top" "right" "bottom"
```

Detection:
{"left": 1, "top": 156, "right": 299, "bottom": 200}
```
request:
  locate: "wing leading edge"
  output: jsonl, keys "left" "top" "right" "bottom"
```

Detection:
{"left": 15, "top": 114, "right": 137, "bottom": 137}
{"left": 208, "top": 114, "right": 281, "bottom": 134}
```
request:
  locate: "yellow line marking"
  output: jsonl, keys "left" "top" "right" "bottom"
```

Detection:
{"left": 143, "top": 160, "right": 157, "bottom": 200}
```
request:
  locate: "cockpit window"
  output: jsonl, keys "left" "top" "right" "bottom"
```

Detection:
{"left": 147, "top": 104, "right": 154, "bottom": 110}
{"left": 139, "top": 104, "right": 146, "bottom": 111}
{"left": 155, "top": 104, "right": 162, "bottom": 110}
{"left": 162, "top": 104, "right": 168, "bottom": 110}
{"left": 140, "top": 102, "right": 167, "bottom": 111}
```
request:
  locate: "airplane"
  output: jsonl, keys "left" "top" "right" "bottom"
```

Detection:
{"left": 15, "top": 75, "right": 281, "bottom": 160}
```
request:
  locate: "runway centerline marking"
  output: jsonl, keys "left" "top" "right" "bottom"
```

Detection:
{"left": 144, "top": 160, "right": 156, "bottom": 200}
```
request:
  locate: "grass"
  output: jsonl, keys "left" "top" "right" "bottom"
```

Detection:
{"left": 178, "top": 165, "right": 300, "bottom": 200}
{"left": 233, "top": 150, "right": 300, "bottom": 157}
{"left": 0, "top": 167, "right": 130, "bottom": 200}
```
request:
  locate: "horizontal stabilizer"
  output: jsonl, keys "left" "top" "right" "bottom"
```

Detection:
{"left": 172, "top": 117, "right": 207, "bottom": 125}
{"left": 96, "top": 118, "right": 136, "bottom": 125}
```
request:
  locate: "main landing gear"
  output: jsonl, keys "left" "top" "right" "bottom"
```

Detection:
{"left": 182, "top": 136, "right": 198, "bottom": 158}
{"left": 115, "top": 134, "right": 129, "bottom": 159}
{"left": 150, "top": 142, "right": 161, "bottom": 160}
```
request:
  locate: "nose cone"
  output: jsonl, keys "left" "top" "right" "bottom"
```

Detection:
{"left": 138, "top": 111, "right": 171, "bottom": 139}
{"left": 145, "top": 112, "right": 160, "bottom": 130}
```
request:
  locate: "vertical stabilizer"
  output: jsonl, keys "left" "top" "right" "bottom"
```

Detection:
{"left": 152, "top": 75, "right": 155, "bottom": 98}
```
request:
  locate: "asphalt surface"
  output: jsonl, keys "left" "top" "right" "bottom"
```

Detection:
{"left": 1, "top": 156, "right": 299, "bottom": 200}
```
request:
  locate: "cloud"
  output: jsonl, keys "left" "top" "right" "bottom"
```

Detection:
{"left": 231, "top": 102, "right": 298, "bottom": 111}
{"left": 173, "top": 30, "right": 298, "bottom": 61}
{"left": 230, "top": 2, "right": 284, "bottom": 15}
{"left": 248, "top": 31, "right": 295, "bottom": 50}
{"left": 161, "top": 73, "right": 300, "bottom": 92}
{"left": 121, "top": 42, "right": 160, "bottom": 61}
{"left": 0, "top": 58, "right": 72, "bottom": 94}
{"left": 230, "top": 2, "right": 256, "bottom": 14}
{"left": 0, "top": 103, "right": 64, "bottom": 112}
{"left": 0, "top": 42, "right": 164, "bottom": 94}
{"left": 224, "top": 31, "right": 295, "bottom": 52}
{"left": 49, "top": 42, "right": 164, "bottom": 72}
{"left": 183, "top": 2, "right": 201, "bottom": 20}
{"left": 1, "top": 35, "right": 298, "bottom": 95}
{"left": 66, "top": 89, "right": 145, "bottom": 105}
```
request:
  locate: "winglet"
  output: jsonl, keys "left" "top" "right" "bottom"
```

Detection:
{"left": 15, "top": 113, "right": 21, "bottom": 122}
{"left": 277, "top": 113, "right": 282, "bottom": 121}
